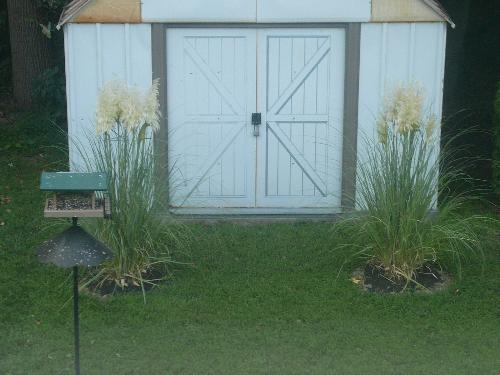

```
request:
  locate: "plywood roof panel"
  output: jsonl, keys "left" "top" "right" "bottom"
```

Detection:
{"left": 58, "top": 0, "right": 140, "bottom": 28}
{"left": 372, "top": 0, "right": 455, "bottom": 27}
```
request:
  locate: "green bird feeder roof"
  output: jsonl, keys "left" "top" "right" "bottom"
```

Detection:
{"left": 40, "top": 172, "right": 108, "bottom": 192}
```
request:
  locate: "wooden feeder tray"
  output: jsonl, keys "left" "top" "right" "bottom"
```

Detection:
{"left": 41, "top": 172, "right": 111, "bottom": 219}
{"left": 44, "top": 192, "right": 110, "bottom": 218}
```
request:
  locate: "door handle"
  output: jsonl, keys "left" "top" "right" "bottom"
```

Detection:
{"left": 252, "top": 113, "right": 261, "bottom": 137}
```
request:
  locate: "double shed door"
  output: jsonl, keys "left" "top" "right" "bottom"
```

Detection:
{"left": 167, "top": 28, "right": 345, "bottom": 209}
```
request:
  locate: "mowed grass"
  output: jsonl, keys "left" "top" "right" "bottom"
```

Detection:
{"left": 1, "top": 113, "right": 499, "bottom": 374}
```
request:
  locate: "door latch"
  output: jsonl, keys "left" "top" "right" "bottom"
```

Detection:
{"left": 252, "top": 113, "right": 261, "bottom": 137}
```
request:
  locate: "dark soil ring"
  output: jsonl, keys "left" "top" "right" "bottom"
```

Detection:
{"left": 352, "top": 263, "right": 451, "bottom": 294}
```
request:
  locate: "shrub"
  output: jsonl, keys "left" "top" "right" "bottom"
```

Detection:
{"left": 335, "top": 83, "right": 489, "bottom": 287}
{"left": 493, "top": 83, "right": 500, "bottom": 199}
{"left": 76, "top": 80, "right": 186, "bottom": 297}
{"left": 33, "top": 66, "right": 66, "bottom": 113}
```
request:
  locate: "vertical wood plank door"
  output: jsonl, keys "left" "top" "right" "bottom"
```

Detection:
{"left": 167, "top": 29, "right": 257, "bottom": 208}
{"left": 256, "top": 29, "right": 345, "bottom": 208}
{"left": 167, "top": 28, "right": 345, "bottom": 211}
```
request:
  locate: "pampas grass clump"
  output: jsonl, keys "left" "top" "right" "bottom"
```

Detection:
{"left": 335, "top": 82, "right": 490, "bottom": 288}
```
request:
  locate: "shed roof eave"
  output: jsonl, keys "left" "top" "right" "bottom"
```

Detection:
{"left": 422, "top": 0, "right": 455, "bottom": 28}
{"left": 57, "top": 0, "right": 92, "bottom": 29}
{"left": 56, "top": 0, "right": 455, "bottom": 29}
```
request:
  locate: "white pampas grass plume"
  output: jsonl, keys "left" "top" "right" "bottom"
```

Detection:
{"left": 379, "top": 82, "right": 424, "bottom": 136}
{"left": 143, "top": 79, "right": 161, "bottom": 132}
{"left": 425, "top": 114, "right": 438, "bottom": 143}
{"left": 96, "top": 79, "right": 161, "bottom": 134}
{"left": 121, "top": 87, "right": 143, "bottom": 131}
{"left": 96, "top": 80, "right": 126, "bottom": 133}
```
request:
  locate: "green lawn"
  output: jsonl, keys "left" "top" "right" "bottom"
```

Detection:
{"left": 1, "top": 113, "right": 499, "bottom": 374}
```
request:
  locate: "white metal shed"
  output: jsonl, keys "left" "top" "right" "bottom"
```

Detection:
{"left": 59, "top": 0, "right": 453, "bottom": 215}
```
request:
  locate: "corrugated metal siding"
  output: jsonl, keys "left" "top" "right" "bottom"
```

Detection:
{"left": 356, "top": 22, "right": 447, "bottom": 205}
{"left": 63, "top": 21, "right": 447, "bottom": 211}
{"left": 64, "top": 23, "right": 152, "bottom": 169}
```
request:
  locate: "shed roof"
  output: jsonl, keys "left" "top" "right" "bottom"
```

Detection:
{"left": 57, "top": 0, "right": 454, "bottom": 29}
{"left": 57, "top": 0, "right": 141, "bottom": 29}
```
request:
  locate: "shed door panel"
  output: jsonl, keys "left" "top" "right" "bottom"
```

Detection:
{"left": 167, "top": 29, "right": 257, "bottom": 208}
{"left": 256, "top": 29, "right": 345, "bottom": 208}
{"left": 167, "top": 28, "right": 345, "bottom": 210}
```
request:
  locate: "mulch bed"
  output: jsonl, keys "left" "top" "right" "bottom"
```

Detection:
{"left": 352, "top": 263, "right": 450, "bottom": 294}
{"left": 83, "top": 267, "right": 169, "bottom": 298}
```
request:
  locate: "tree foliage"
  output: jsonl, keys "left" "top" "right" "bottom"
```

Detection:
{"left": 0, "top": 0, "right": 11, "bottom": 96}
{"left": 36, "top": 0, "right": 70, "bottom": 38}
{"left": 493, "top": 84, "right": 500, "bottom": 199}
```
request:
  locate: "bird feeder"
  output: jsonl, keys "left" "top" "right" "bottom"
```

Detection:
{"left": 37, "top": 171, "right": 113, "bottom": 375}
{"left": 41, "top": 172, "right": 111, "bottom": 218}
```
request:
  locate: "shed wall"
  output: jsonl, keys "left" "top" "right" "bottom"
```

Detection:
{"left": 64, "top": 21, "right": 447, "bottom": 211}
{"left": 65, "top": 23, "right": 152, "bottom": 169}
{"left": 357, "top": 22, "right": 446, "bottom": 204}
{"left": 141, "top": 0, "right": 371, "bottom": 22}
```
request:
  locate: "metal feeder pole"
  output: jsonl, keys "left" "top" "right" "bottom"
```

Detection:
{"left": 38, "top": 172, "right": 113, "bottom": 375}
{"left": 73, "top": 264, "right": 80, "bottom": 375}
{"left": 72, "top": 217, "right": 81, "bottom": 375}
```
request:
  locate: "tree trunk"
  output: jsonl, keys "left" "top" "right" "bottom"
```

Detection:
{"left": 6, "top": 0, "right": 52, "bottom": 108}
